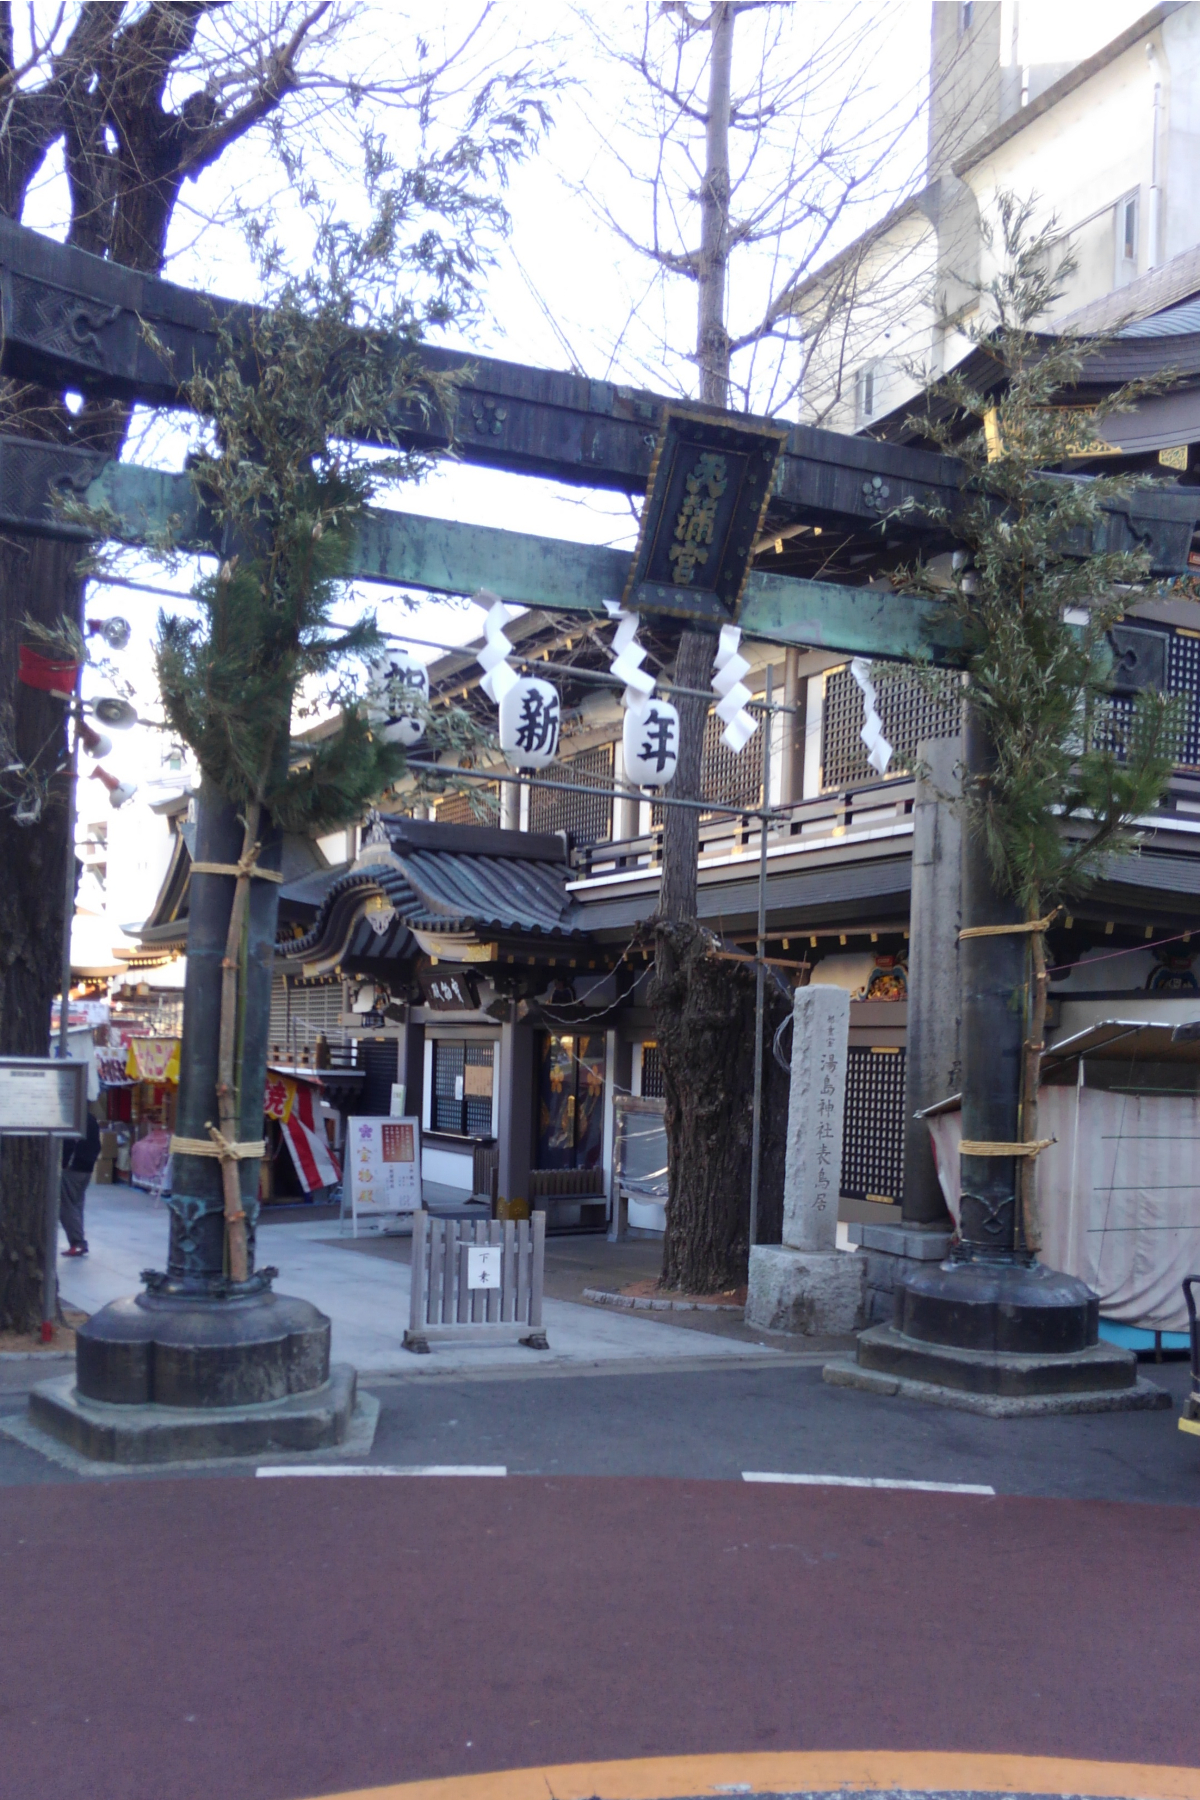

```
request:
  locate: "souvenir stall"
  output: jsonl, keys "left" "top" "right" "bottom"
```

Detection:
{"left": 121, "top": 1035, "right": 180, "bottom": 1190}
{"left": 261, "top": 1065, "right": 342, "bottom": 1204}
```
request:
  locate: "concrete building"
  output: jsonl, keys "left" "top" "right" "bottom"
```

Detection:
{"left": 798, "top": 2, "right": 1200, "bottom": 433}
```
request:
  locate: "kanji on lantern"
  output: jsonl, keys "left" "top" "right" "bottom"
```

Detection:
{"left": 364, "top": 650, "right": 429, "bottom": 747}
{"left": 623, "top": 697, "right": 680, "bottom": 788}
{"left": 499, "top": 676, "right": 561, "bottom": 769}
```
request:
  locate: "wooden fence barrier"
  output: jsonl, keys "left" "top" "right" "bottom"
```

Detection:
{"left": 404, "top": 1211, "right": 548, "bottom": 1354}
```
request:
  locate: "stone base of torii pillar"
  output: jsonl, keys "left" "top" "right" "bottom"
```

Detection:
{"left": 746, "top": 985, "right": 865, "bottom": 1337}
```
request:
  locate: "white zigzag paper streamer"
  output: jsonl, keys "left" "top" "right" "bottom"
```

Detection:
{"left": 712, "top": 623, "right": 758, "bottom": 754}
{"left": 476, "top": 590, "right": 519, "bottom": 704}
{"left": 603, "top": 599, "right": 655, "bottom": 708}
{"left": 850, "top": 657, "right": 893, "bottom": 776}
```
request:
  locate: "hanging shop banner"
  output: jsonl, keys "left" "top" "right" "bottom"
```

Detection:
{"left": 347, "top": 1115, "right": 422, "bottom": 1233}
{"left": 124, "top": 1036, "right": 181, "bottom": 1084}
{"left": 264, "top": 1069, "right": 341, "bottom": 1195}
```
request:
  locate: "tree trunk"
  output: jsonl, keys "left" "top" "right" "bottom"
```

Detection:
{"left": 696, "top": 2, "right": 734, "bottom": 408}
{"left": 0, "top": 529, "right": 83, "bottom": 1332}
{"left": 651, "top": 2, "right": 760, "bottom": 1292}
{"left": 654, "top": 924, "right": 789, "bottom": 1293}
{"left": 657, "top": 628, "right": 715, "bottom": 922}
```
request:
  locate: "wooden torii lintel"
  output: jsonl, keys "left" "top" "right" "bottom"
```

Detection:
{"left": 0, "top": 434, "right": 964, "bottom": 664}
{"left": 1, "top": 214, "right": 1199, "bottom": 577}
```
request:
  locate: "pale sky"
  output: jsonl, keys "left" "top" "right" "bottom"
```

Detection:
{"left": 11, "top": 0, "right": 1159, "bottom": 797}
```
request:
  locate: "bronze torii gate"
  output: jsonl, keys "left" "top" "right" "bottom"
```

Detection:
{"left": 3, "top": 215, "right": 1186, "bottom": 1431}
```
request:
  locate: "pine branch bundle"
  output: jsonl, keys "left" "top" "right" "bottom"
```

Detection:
{"left": 901, "top": 195, "right": 1184, "bottom": 916}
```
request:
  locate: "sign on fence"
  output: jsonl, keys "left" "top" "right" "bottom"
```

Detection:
{"left": 405, "top": 1212, "right": 548, "bottom": 1353}
{"left": 347, "top": 1115, "right": 422, "bottom": 1234}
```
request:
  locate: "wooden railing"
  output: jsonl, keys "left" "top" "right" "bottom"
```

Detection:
{"left": 573, "top": 777, "right": 917, "bottom": 882}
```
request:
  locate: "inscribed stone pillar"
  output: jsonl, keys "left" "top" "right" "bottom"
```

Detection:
{"left": 745, "top": 982, "right": 864, "bottom": 1336}
{"left": 782, "top": 985, "right": 849, "bottom": 1253}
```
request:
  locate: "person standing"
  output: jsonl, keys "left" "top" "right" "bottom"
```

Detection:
{"left": 60, "top": 1111, "right": 100, "bottom": 1257}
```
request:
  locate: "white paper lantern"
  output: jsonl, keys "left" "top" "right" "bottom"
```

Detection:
{"left": 499, "top": 676, "right": 560, "bottom": 769}
{"left": 623, "top": 699, "right": 679, "bottom": 788}
{"left": 365, "top": 651, "right": 429, "bottom": 747}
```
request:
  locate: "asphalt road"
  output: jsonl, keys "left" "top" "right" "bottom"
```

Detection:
{"left": 3, "top": 1355, "right": 1198, "bottom": 1502}
{"left": 4, "top": 1357, "right": 1200, "bottom": 1800}
{"left": 2, "top": 1471, "right": 1199, "bottom": 1800}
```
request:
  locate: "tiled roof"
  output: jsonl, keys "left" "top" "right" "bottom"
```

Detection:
{"left": 277, "top": 817, "right": 581, "bottom": 964}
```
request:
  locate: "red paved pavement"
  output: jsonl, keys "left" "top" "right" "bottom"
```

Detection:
{"left": 1, "top": 1476, "right": 1197, "bottom": 1800}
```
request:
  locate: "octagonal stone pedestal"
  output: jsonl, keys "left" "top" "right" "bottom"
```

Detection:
{"left": 30, "top": 1286, "right": 356, "bottom": 1464}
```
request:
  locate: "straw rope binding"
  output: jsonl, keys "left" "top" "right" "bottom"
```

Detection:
{"left": 960, "top": 1138, "right": 1055, "bottom": 1158}
{"left": 170, "top": 1123, "right": 266, "bottom": 1161}
{"left": 958, "top": 907, "right": 1060, "bottom": 941}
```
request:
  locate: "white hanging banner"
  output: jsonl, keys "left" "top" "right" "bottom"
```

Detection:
{"left": 712, "top": 623, "right": 758, "bottom": 754}
{"left": 850, "top": 657, "right": 894, "bottom": 776}
{"left": 623, "top": 698, "right": 680, "bottom": 788}
{"left": 499, "top": 676, "right": 561, "bottom": 769}
{"left": 364, "top": 650, "right": 429, "bottom": 747}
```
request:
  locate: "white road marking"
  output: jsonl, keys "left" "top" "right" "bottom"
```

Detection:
{"left": 256, "top": 1464, "right": 507, "bottom": 1478}
{"left": 742, "top": 1472, "right": 995, "bottom": 1495}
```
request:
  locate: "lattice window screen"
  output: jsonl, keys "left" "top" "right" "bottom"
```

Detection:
{"left": 640, "top": 1042, "right": 665, "bottom": 1099}
{"left": 1168, "top": 630, "right": 1200, "bottom": 768}
{"left": 1063, "top": 624, "right": 1200, "bottom": 771}
{"left": 821, "top": 667, "right": 960, "bottom": 791}
{"left": 435, "top": 784, "right": 499, "bottom": 826}
{"left": 530, "top": 743, "right": 614, "bottom": 844}
{"left": 653, "top": 711, "right": 761, "bottom": 823}
{"left": 433, "top": 1040, "right": 465, "bottom": 1133}
{"left": 841, "top": 1045, "right": 906, "bottom": 1204}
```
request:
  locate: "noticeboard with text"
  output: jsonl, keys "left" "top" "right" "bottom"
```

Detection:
{"left": 347, "top": 1115, "right": 422, "bottom": 1232}
{"left": 0, "top": 1058, "right": 88, "bottom": 1136}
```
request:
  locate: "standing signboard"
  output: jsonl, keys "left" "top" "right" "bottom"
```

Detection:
{"left": 347, "top": 1115, "right": 422, "bottom": 1234}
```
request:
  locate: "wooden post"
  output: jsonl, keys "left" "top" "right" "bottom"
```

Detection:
{"left": 409, "top": 1209, "right": 427, "bottom": 1337}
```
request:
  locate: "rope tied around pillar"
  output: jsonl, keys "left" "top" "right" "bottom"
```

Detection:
{"left": 190, "top": 841, "right": 283, "bottom": 882}
{"left": 168, "top": 1122, "right": 265, "bottom": 1226}
{"left": 958, "top": 906, "right": 1061, "bottom": 941}
{"left": 959, "top": 1138, "right": 1055, "bottom": 1157}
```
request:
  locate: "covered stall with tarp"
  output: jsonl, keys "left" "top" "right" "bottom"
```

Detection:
{"left": 611, "top": 1094, "right": 668, "bottom": 1239}
{"left": 262, "top": 1066, "right": 341, "bottom": 1202}
{"left": 923, "top": 1020, "right": 1200, "bottom": 1345}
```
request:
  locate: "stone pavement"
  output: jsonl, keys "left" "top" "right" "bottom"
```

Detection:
{"left": 56, "top": 1183, "right": 797, "bottom": 1375}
